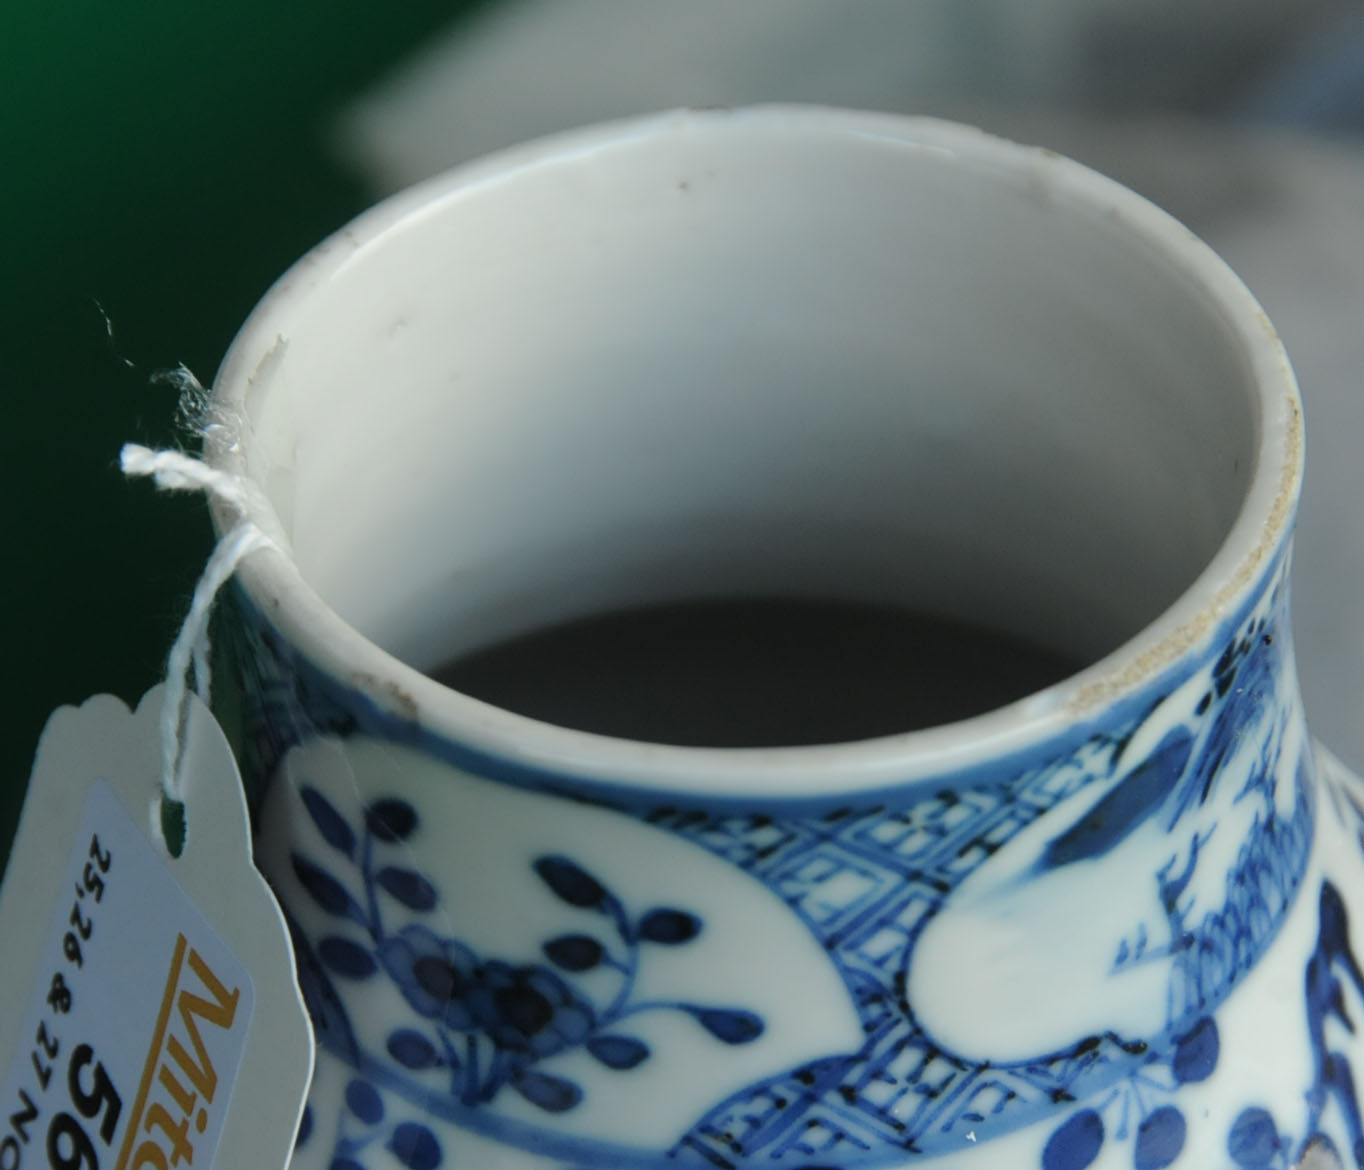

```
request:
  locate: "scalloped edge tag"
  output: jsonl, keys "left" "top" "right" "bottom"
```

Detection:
{"left": 0, "top": 687, "right": 313, "bottom": 1170}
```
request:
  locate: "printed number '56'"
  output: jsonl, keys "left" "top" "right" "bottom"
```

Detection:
{"left": 68, "top": 1045, "right": 122, "bottom": 1142}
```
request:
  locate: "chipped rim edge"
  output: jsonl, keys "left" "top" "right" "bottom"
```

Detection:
{"left": 208, "top": 104, "right": 1303, "bottom": 799}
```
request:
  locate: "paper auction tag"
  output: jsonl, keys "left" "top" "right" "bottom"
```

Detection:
{"left": 0, "top": 688, "right": 313, "bottom": 1170}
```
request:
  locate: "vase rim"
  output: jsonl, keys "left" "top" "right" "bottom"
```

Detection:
{"left": 208, "top": 104, "right": 1303, "bottom": 799}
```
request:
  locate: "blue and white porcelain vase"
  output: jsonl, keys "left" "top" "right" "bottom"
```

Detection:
{"left": 207, "top": 108, "right": 1364, "bottom": 1170}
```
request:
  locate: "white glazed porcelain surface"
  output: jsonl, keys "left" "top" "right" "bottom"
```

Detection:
{"left": 205, "top": 109, "right": 1354, "bottom": 1170}
{"left": 211, "top": 107, "right": 1296, "bottom": 795}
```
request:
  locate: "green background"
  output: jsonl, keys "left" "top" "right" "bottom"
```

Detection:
{"left": 2, "top": 2, "right": 488, "bottom": 868}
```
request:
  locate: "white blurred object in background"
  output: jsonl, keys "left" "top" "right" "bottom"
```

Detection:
{"left": 333, "top": 0, "right": 1356, "bottom": 185}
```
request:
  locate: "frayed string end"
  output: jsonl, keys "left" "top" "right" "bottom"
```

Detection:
{"left": 121, "top": 442, "right": 253, "bottom": 512}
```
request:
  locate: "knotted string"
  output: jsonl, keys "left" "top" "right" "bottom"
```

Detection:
{"left": 120, "top": 443, "right": 275, "bottom": 853}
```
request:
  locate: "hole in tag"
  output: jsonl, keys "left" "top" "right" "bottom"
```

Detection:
{"left": 160, "top": 796, "right": 187, "bottom": 857}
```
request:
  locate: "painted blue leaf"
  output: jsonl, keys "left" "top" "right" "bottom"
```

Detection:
{"left": 389, "top": 1122, "right": 442, "bottom": 1170}
{"left": 543, "top": 934, "right": 605, "bottom": 972}
{"left": 1227, "top": 1108, "right": 1279, "bottom": 1168}
{"left": 512, "top": 1069, "right": 583, "bottom": 1113}
{"left": 1039, "top": 731, "right": 1192, "bottom": 870}
{"left": 284, "top": 914, "right": 359, "bottom": 1061}
{"left": 691, "top": 1007, "right": 764, "bottom": 1045}
{"left": 638, "top": 908, "right": 701, "bottom": 944}
{"left": 367, "top": 798, "right": 418, "bottom": 843}
{"left": 387, "top": 1029, "right": 439, "bottom": 1069}
{"left": 533, "top": 856, "right": 608, "bottom": 908}
{"left": 1320, "top": 881, "right": 1351, "bottom": 955}
{"left": 331, "top": 1160, "right": 367, "bottom": 1170}
{"left": 1134, "top": 1106, "right": 1185, "bottom": 1169}
{"left": 299, "top": 785, "right": 355, "bottom": 856}
{"left": 344, "top": 1078, "right": 384, "bottom": 1126}
{"left": 1042, "top": 1109, "right": 1104, "bottom": 1170}
{"left": 587, "top": 1034, "right": 650, "bottom": 1069}
{"left": 291, "top": 854, "right": 363, "bottom": 921}
{"left": 1171, "top": 1016, "right": 1219, "bottom": 1084}
{"left": 318, "top": 936, "right": 378, "bottom": 979}
{"left": 376, "top": 866, "right": 438, "bottom": 911}
{"left": 294, "top": 1105, "right": 313, "bottom": 1149}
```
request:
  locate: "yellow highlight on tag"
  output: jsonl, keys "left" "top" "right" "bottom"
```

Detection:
{"left": 118, "top": 934, "right": 246, "bottom": 1170}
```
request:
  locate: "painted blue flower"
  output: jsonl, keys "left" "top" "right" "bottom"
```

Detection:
{"left": 378, "top": 924, "right": 480, "bottom": 1029}
{"left": 290, "top": 780, "right": 765, "bottom": 1128}
{"left": 468, "top": 960, "right": 595, "bottom": 1059}
{"left": 377, "top": 924, "right": 596, "bottom": 1061}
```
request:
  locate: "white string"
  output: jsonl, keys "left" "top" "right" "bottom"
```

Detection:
{"left": 159, "top": 522, "right": 272, "bottom": 798}
{"left": 120, "top": 443, "right": 275, "bottom": 846}
{"left": 120, "top": 444, "right": 253, "bottom": 512}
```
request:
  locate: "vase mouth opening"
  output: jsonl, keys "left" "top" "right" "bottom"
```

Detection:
{"left": 209, "top": 105, "right": 1302, "bottom": 797}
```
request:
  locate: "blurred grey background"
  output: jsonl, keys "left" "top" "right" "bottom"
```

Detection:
{"left": 5, "top": 0, "right": 1363, "bottom": 864}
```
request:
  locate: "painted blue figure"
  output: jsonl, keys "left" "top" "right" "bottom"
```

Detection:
{"left": 1304, "top": 881, "right": 1364, "bottom": 1168}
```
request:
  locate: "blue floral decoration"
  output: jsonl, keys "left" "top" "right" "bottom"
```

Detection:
{"left": 306, "top": 1071, "right": 445, "bottom": 1170}
{"left": 288, "top": 785, "right": 765, "bottom": 1122}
